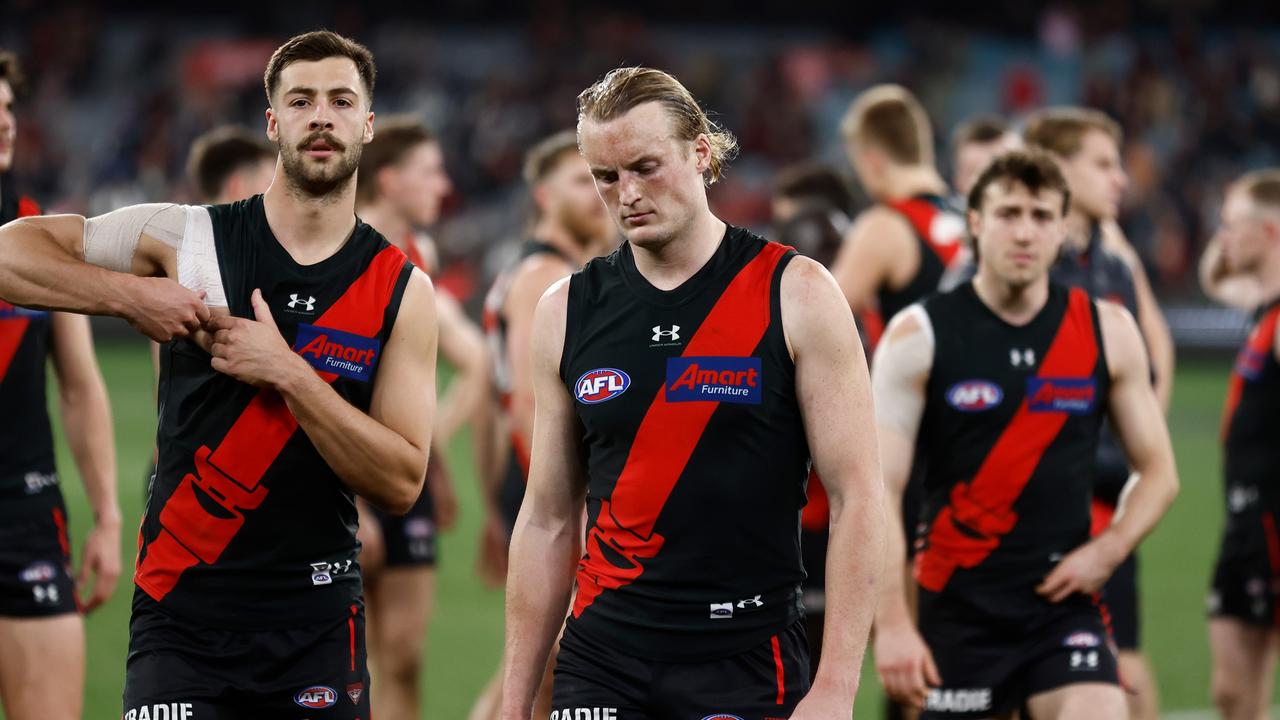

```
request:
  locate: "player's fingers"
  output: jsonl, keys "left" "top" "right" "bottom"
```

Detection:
{"left": 251, "top": 289, "right": 278, "bottom": 329}
{"left": 210, "top": 356, "right": 229, "bottom": 374}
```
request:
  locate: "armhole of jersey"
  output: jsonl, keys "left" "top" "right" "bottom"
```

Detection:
{"left": 908, "top": 302, "right": 937, "bottom": 381}
{"left": 770, "top": 248, "right": 798, "bottom": 371}
{"left": 178, "top": 206, "right": 228, "bottom": 308}
{"left": 558, "top": 272, "right": 583, "bottom": 385}
{"left": 380, "top": 259, "right": 416, "bottom": 343}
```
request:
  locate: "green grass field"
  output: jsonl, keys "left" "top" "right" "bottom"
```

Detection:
{"left": 15, "top": 339, "right": 1261, "bottom": 718}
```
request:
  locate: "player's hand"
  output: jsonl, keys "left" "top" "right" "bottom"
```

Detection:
{"left": 427, "top": 456, "right": 458, "bottom": 531}
{"left": 122, "top": 276, "right": 210, "bottom": 342}
{"left": 77, "top": 518, "right": 121, "bottom": 613}
{"left": 875, "top": 619, "right": 942, "bottom": 708}
{"left": 477, "top": 510, "right": 509, "bottom": 588}
{"left": 1036, "top": 535, "right": 1123, "bottom": 602}
{"left": 208, "top": 289, "right": 305, "bottom": 388}
{"left": 788, "top": 678, "right": 856, "bottom": 719}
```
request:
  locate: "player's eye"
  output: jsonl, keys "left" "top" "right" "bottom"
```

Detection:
{"left": 290, "top": 98, "right": 309, "bottom": 108}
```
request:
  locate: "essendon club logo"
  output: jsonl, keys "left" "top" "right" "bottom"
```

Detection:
{"left": 1026, "top": 377, "right": 1097, "bottom": 414}
{"left": 574, "top": 368, "right": 630, "bottom": 404}
{"left": 665, "top": 357, "right": 762, "bottom": 405}
{"left": 293, "top": 324, "right": 381, "bottom": 382}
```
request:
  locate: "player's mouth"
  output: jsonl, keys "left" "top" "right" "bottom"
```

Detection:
{"left": 623, "top": 211, "right": 653, "bottom": 225}
{"left": 300, "top": 134, "right": 343, "bottom": 159}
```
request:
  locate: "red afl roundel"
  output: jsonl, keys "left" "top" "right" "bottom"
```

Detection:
{"left": 701, "top": 715, "right": 745, "bottom": 720}
{"left": 574, "top": 368, "right": 631, "bottom": 404}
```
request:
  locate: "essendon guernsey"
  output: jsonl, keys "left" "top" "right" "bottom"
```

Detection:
{"left": 914, "top": 282, "right": 1109, "bottom": 622}
{"left": 1222, "top": 299, "right": 1280, "bottom": 511}
{"left": 560, "top": 227, "right": 810, "bottom": 661}
{"left": 135, "top": 195, "right": 412, "bottom": 628}
{"left": 0, "top": 181, "right": 57, "bottom": 515}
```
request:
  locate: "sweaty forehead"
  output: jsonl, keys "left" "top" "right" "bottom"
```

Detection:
{"left": 579, "top": 103, "right": 677, "bottom": 168}
{"left": 277, "top": 57, "right": 366, "bottom": 99}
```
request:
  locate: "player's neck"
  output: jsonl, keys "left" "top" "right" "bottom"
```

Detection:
{"left": 971, "top": 271, "right": 1050, "bottom": 326}
{"left": 532, "top": 219, "right": 588, "bottom": 266}
{"left": 1064, "top": 209, "right": 1099, "bottom": 251}
{"left": 879, "top": 165, "right": 947, "bottom": 202}
{"left": 630, "top": 210, "right": 726, "bottom": 292}
{"left": 263, "top": 178, "right": 358, "bottom": 266}
{"left": 356, "top": 201, "right": 412, "bottom": 250}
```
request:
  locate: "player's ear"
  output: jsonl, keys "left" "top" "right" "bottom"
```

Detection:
{"left": 363, "top": 111, "right": 375, "bottom": 145}
{"left": 967, "top": 208, "right": 983, "bottom": 240}
{"left": 265, "top": 107, "right": 279, "bottom": 143}
{"left": 691, "top": 133, "right": 712, "bottom": 175}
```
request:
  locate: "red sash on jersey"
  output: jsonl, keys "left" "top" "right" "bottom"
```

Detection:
{"left": 135, "top": 246, "right": 408, "bottom": 601}
{"left": 572, "top": 243, "right": 791, "bottom": 617}
{"left": 916, "top": 288, "right": 1098, "bottom": 592}
{"left": 1221, "top": 305, "right": 1280, "bottom": 441}
{"left": 0, "top": 199, "right": 43, "bottom": 381}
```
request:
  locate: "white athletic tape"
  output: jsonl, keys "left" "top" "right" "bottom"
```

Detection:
{"left": 178, "top": 206, "right": 227, "bottom": 308}
{"left": 870, "top": 303, "right": 934, "bottom": 441}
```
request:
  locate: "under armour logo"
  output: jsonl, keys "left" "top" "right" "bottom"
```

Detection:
{"left": 652, "top": 325, "right": 680, "bottom": 342}
{"left": 736, "top": 594, "right": 764, "bottom": 609}
{"left": 288, "top": 294, "right": 316, "bottom": 312}
{"left": 1010, "top": 348, "right": 1035, "bottom": 367}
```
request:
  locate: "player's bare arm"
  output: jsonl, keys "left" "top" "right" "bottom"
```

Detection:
{"left": 1037, "top": 301, "right": 1179, "bottom": 602}
{"left": 504, "top": 255, "right": 575, "bottom": 448}
{"left": 868, "top": 306, "right": 942, "bottom": 708}
{"left": 830, "top": 206, "right": 914, "bottom": 313}
{"left": 48, "top": 311, "right": 120, "bottom": 612}
{"left": 500, "top": 278, "right": 587, "bottom": 720}
{"left": 0, "top": 209, "right": 210, "bottom": 341}
{"left": 206, "top": 269, "right": 437, "bottom": 514}
{"left": 781, "top": 256, "right": 887, "bottom": 717}
{"left": 1199, "top": 238, "right": 1262, "bottom": 311}
{"left": 1102, "top": 221, "right": 1175, "bottom": 410}
{"left": 434, "top": 276, "right": 489, "bottom": 445}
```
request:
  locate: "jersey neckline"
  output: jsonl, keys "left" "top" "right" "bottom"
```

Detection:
{"left": 961, "top": 279, "right": 1067, "bottom": 332}
{"left": 250, "top": 194, "right": 373, "bottom": 277}
{"left": 616, "top": 224, "right": 747, "bottom": 308}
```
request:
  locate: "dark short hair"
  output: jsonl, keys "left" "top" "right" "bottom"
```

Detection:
{"left": 186, "top": 126, "right": 276, "bottom": 203}
{"left": 968, "top": 149, "right": 1071, "bottom": 216}
{"left": 263, "top": 30, "right": 376, "bottom": 105}
{"left": 1023, "top": 107, "right": 1122, "bottom": 159}
{"left": 356, "top": 115, "right": 435, "bottom": 204}
{"left": 951, "top": 116, "right": 1011, "bottom": 153}
{"left": 0, "top": 51, "right": 26, "bottom": 96}
{"left": 773, "top": 162, "right": 855, "bottom": 216}
{"left": 523, "top": 130, "right": 582, "bottom": 187}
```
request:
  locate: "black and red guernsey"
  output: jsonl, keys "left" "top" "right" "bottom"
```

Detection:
{"left": 914, "top": 282, "right": 1109, "bottom": 623}
{"left": 560, "top": 227, "right": 810, "bottom": 661}
{"left": 1222, "top": 299, "right": 1280, "bottom": 515}
{"left": 135, "top": 195, "right": 412, "bottom": 628}
{"left": 0, "top": 181, "right": 58, "bottom": 515}
{"left": 862, "top": 194, "right": 965, "bottom": 349}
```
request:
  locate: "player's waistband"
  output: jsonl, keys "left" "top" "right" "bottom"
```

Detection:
{"left": 0, "top": 470, "right": 62, "bottom": 521}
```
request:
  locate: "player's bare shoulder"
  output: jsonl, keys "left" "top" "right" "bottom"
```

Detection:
{"left": 847, "top": 204, "right": 916, "bottom": 251}
{"left": 779, "top": 254, "right": 856, "bottom": 357}
{"left": 1095, "top": 297, "right": 1147, "bottom": 380}
{"left": 530, "top": 276, "right": 573, "bottom": 370}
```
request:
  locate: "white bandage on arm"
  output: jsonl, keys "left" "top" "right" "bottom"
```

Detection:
{"left": 82, "top": 203, "right": 227, "bottom": 307}
{"left": 870, "top": 304, "right": 935, "bottom": 442}
{"left": 83, "top": 203, "right": 186, "bottom": 272}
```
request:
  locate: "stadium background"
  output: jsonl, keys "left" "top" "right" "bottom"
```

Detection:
{"left": 2, "top": 0, "right": 1279, "bottom": 716}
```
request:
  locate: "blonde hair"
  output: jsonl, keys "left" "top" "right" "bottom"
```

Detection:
{"left": 1023, "top": 107, "right": 1122, "bottom": 159}
{"left": 1233, "top": 168, "right": 1280, "bottom": 212}
{"left": 840, "top": 84, "right": 934, "bottom": 166}
{"left": 577, "top": 67, "right": 738, "bottom": 185}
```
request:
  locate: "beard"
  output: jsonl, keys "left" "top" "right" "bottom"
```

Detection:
{"left": 279, "top": 131, "right": 361, "bottom": 200}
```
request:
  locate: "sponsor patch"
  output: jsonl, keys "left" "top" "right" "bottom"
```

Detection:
{"left": 293, "top": 324, "right": 381, "bottom": 382}
{"left": 574, "top": 368, "right": 630, "bottom": 404}
{"left": 925, "top": 688, "right": 993, "bottom": 713}
{"left": 19, "top": 561, "right": 56, "bottom": 584}
{"left": 1062, "top": 631, "right": 1101, "bottom": 648}
{"left": 550, "top": 709, "right": 619, "bottom": 720}
{"left": 294, "top": 685, "right": 338, "bottom": 709}
{"left": 124, "top": 703, "right": 196, "bottom": 720}
{"left": 946, "top": 380, "right": 1003, "bottom": 412}
{"left": 665, "top": 357, "right": 762, "bottom": 404}
{"left": 1235, "top": 347, "right": 1267, "bottom": 382}
{"left": 1026, "top": 377, "right": 1097, "bottom": 414}
{"left": 709, "top": 602, "right": 734, "bottom": 619}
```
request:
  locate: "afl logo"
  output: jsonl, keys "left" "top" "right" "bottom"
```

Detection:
{"left": 575, "top": 368, "right": 631, "bottom": 404}
{"left": 294, "top": 685, "right": 337, "bottom": 709}
{"left": 701, "top": 715, "right": 745, "bottom": 720}
{"left": 946, "top": 380, "right": 1003, "bottom": 412}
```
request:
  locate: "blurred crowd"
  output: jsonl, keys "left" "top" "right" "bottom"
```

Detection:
{"left": 3, "top": 3, "right": 1279, "bottom": 303}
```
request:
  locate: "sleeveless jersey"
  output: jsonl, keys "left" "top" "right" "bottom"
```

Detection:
{"left": 914, "top": 282, "right": 1110, "bottom": 624}
{"left": 561, "top": 227, "right": 809, "bottom": 661}
{"left": 135, "top": 195, "right": 413, "bottom": 628}
{"left": 0, "top": 179, "right": 58, "bottom": 516}
{"left": 863, "top": 194, "right": 966, "bottom": 349}
{"left": 1050, "top": 222, "right": 1140, "bottom": 513}
{"left": 1221, "top": 298, "right": 1280, "bottom": 511}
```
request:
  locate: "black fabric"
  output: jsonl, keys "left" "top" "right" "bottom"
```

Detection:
{"left": 559, "top": 228, "right": 809, "bottom": 661}
{"left": 0, "top": 498, "right": 77, "bottom": 617}
{"left": 551, "top": 617, "right": 810, "bottom": 718}
{"left": 368, "top": 457, "right": 442, "bottom": 568}
{"left": 876, "top": 194, "right": 959, "bottom": 325}
{"left": 123, "top": 595, "right": 370, "bottom": 719}
{"left": 1102, "top": 552, "right": 1140, "bottom": 650}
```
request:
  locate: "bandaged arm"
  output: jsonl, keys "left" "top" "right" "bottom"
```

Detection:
{"left": 869, "top": 304, "right": 934, "bottom": 628}
{"left": 0, "top": 203, "right": 225, "bottom": 312}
